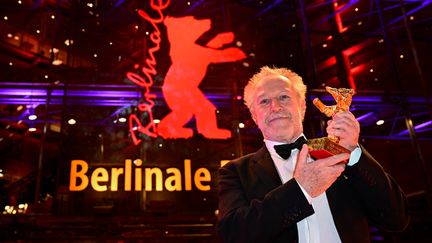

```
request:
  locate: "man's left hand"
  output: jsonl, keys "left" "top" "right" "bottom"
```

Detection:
{"left": 326, "top": 111, "right": 359, "bottom": 151}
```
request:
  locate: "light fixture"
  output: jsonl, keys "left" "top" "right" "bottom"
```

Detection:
{"left": 376, "top": 120, "right": 384, "bottom": 126}
{"left": 118, "top": 117, "right": 127, "bottom": 123}
{"left": 68, "top": 119, "right": 76, "bottom": 125}
{"left": 238, "top": 123, "right": 245, "bottom": 128}
{"left": 29, "top": 127, "right": 37, "bottom": 132}
{"left": 153, "top": 119, "right": 160, "bottom": 124}
{"left": 28, "top": 114, "right": 37, "bottom": 120}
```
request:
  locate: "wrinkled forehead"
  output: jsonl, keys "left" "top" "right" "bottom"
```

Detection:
{"left": 255, "top": 74, "right": 292, "bottom": 95}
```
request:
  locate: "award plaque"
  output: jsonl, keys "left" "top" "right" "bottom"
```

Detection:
{"left": 307, "top": 86, "right": 354, "bottom": 160}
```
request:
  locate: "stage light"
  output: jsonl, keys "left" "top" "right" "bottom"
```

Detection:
{"left": 29, "top": 127, "right": 37, "bottom": 132}
{"left": 36, "top": 29, "right": 40, "bottom": 34}
{"left": 9, "top": 62, "right": 13, "bottom": 66}
{"left": 18, "top": 0, "right": 22, "bottom": 4}
{"left": 376, "top": 120, "right": 384, "bottom": 126}
{"left": 153, "top": 119, "right": 160, "bottom": 124}
{"left": 93, "top": 53, "right": 98, "bottom": 58}
{"left": 68, "top": 119, "right": 76, "bottom": 125}
{"left": 29, "top": 114, "right": 37, "bottom": 120}
{"left": 51, "top": 15, "right": 55, "bottom": 20}
{"left": 4, "top": 16, "right": 8, "bottom": 20}
{"left": 239, "top": 123, "right": 245, "bottom": 128}
{"left": 118, "top": 117, "right": 127, "bottom": 123}
{"left": 400, "top": 54, "right": 404, "bottom": 59}
{"left": 7, "top": 33, "right": 12, "bottom": 38}
{"left": 52, "top": 59, "right": 63, "bottom": 65}
{"left": 369, "top": 69, "right": 374, "bottom": 73}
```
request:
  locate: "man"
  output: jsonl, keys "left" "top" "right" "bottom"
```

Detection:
{"left": 217, "top": 66, "right": 409, "bottom": 242}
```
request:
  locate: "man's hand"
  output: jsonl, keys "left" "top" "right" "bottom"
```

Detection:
{"left": 294, "top": 145, "right": 349, "bottom": 198}
{"left": 327, "top": 111, "right": 360, "bottom": 151}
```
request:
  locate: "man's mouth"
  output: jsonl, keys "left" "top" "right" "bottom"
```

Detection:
{"left": 267, "top": 116, "right": 289, "bottom": 124}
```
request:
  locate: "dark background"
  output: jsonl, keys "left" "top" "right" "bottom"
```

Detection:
{"left": 0, "top": 0, "right": 431, "bottom": 242}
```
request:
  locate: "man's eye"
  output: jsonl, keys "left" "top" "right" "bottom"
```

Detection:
{"left": 259, "top": 99, "right": 270, "bottom": 105}
{"left": 280, "top": 95, "right": 290, "bottom": 101}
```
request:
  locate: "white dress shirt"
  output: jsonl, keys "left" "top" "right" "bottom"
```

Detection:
{"left": 264, "top": 135, "right": 362, "bottom": 243}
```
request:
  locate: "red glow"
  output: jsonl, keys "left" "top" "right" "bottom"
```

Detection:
{"left": 127, "top": 0, "right": 245, "bottom": 143}
{"left": 157, "top": 16, "right": 246, "bottom": 139}
{"left": 127, "top": 0, "right": 171, "bottom": 145}
{"left": 333, "top": 0, "right": 354, "bottom": 90}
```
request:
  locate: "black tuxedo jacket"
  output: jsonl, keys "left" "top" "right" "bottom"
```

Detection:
{"left": 217, "top": 145, "right": 409, "bottom": 243}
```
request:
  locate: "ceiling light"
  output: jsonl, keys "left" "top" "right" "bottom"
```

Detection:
{"left": 238, "top": 123, "right": 245, "bottom": 128}
{"left": 28, "top": 114, "right": 37, "bottom": 120}
{"left": 52, "top": 59, "right": 63, "bottom": 65}
{"left": 29, "top": 127, "right": 37, "bottom": 132}
{"left": 376, "top": 120, "right": 384, "bottom": 126}
{"left": 153, "top": 119, "right": 160, "bottom": 124}
{"left": 118, "top": 117, "right": 127, "bottom": 123}
{"left": 68, "top": 119, "right": 76, "bottom": 125}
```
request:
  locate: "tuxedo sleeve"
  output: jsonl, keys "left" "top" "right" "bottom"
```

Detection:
{"left": 216, "top": 158, "right": 314, "bottom": 243}
{"left": 344, "top": 145, "right": 410, "bottom": 232}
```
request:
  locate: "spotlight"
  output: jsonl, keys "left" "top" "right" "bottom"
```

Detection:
{"left": 68, "top": 119, "right": 76, "bottom": 125}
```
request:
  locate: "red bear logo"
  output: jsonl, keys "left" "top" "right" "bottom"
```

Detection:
{"left": 157, "top": 16, "right": 246, "bottom": 139}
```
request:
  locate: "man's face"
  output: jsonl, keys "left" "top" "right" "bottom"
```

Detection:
{"left": 251, "top": 74, "right": 306, "bottom": 143}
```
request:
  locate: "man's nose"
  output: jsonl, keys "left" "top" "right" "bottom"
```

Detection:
{"left": 270, "top": 99, "right": 282, "bottom": 111}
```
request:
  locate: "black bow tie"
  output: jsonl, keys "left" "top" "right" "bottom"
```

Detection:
{"left": 274, "top": 136, "right": 307, "bottom": 160}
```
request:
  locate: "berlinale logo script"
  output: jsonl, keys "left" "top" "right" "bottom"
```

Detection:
{"left": 126, "top": 0, "right": 245, "bottom": 145}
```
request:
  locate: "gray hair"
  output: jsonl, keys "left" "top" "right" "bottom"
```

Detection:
{"left": 243, "top": 66, "right": 307, "bottom": 111}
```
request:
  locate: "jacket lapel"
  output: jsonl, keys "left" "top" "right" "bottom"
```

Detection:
{"left": 251, "top": 146, "right": 282, "bottom": 189}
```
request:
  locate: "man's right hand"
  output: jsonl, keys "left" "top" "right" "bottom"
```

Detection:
{"left": 293, "top": 144, "right": 349, "bottom": 198}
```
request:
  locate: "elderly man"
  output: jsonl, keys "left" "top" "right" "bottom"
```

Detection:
{"left": 217, "top": 66, "right": 409, "bottom": 243}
